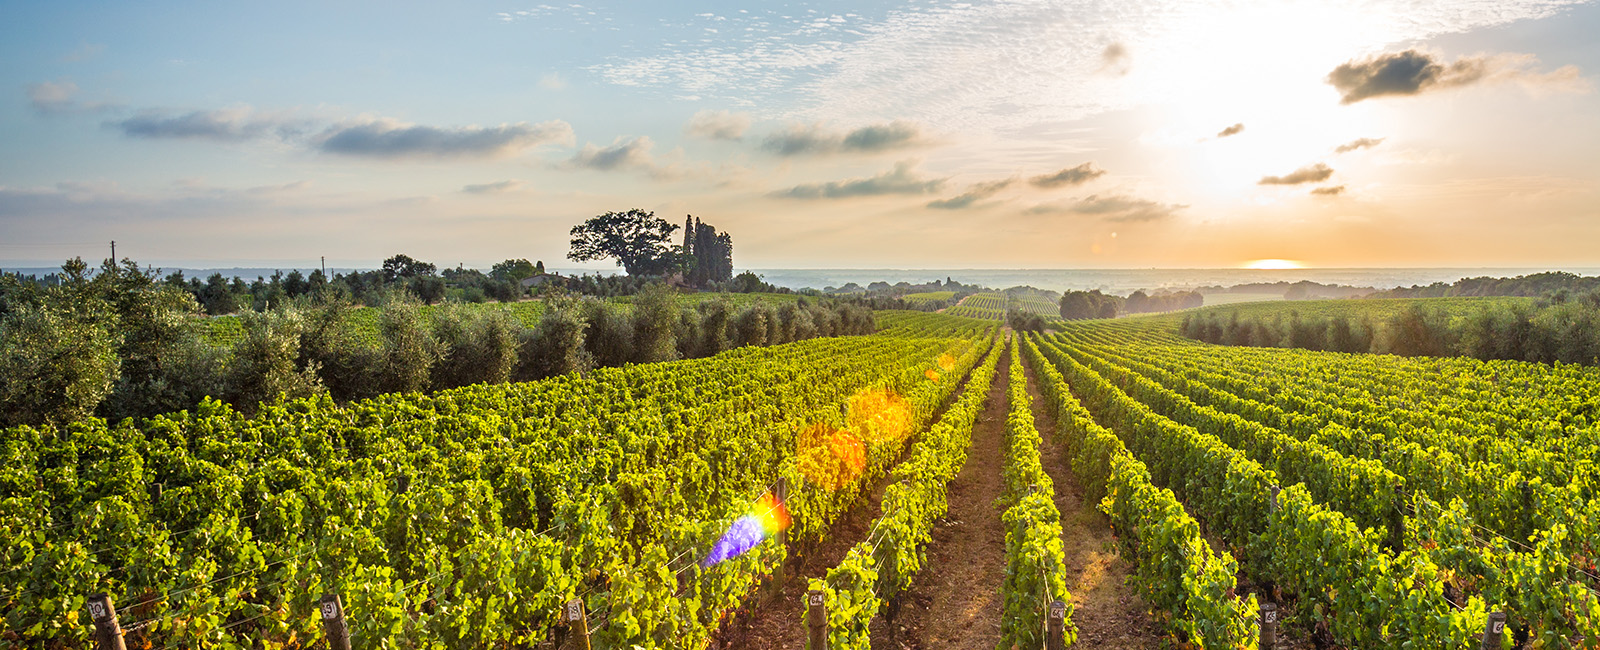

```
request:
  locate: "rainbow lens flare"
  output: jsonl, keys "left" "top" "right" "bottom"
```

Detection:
{"left": 702, "top": 492, "right": 792, "bottom": 566}
{"left": 938, "top": 353, "right": 956, "bottom": 372}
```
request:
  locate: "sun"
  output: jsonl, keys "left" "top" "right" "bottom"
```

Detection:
{"left": 1243, "top": 259, "right": 1305, "bottom": 270}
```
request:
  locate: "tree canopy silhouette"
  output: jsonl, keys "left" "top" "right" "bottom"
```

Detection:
{"left": 568, "top": 208, "right": 685, "bottom": 276}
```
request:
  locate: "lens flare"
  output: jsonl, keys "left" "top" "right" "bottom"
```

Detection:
{"left": 848, "top": 388, "right": 912, "bottom": 447}
{"left": 937, "top": 353, "right": 956, "bottom": 372}
{"left": 702, "top": 492, "right": 792, "bottom": 566}
{"left": 797, "top": 423, "right": 866, "bottom": 491}
{"left": 925, "top": 368, "right": 941, "bottom": 382}
{"left": 753, "top": 492, "right": 792, "bottom": 534}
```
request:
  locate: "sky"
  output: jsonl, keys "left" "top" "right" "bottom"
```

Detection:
{"left": 2, "top": 0, "right": 1597, "bottom": 271}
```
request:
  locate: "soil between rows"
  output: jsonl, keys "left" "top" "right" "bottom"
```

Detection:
{"left": 885, "top": 348, "right": 1013, "bottom": 649}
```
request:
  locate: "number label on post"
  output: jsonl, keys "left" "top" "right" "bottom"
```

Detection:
{"left": 1491, "top": 621, "right": 1504, "bottom": 634}
{"left": 88, "top": 602, "right": 107, "bottom": 620}
{"left": 808, "top": 592, "right": 825, "bottom": 607}
{"left": 321, "top": 601, "right": 339, "bottom": 620}
{"left": 1050, "top": 601, "right": 1065, "bottom": 618}
{"left": 564, "top": 599, "right": 583, "bottom": 622}
{"left": 1264, "top": 610, "right": 1277, "bottom": 624}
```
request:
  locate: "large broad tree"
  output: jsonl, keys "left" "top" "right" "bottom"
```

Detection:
{"left": 568, "top": 209, "right": 685, "bottom": 276}
{"left": 382, "top": 254, "right": 437, "bottom": 282}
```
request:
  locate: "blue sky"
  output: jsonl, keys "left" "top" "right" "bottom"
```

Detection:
{"left": 3, "top": 0, "right": 1597, "bottom": 270}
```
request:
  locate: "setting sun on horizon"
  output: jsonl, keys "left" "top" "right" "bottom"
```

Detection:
{"left": 1243, "top": 259, "right": 1306, "bottom": 270}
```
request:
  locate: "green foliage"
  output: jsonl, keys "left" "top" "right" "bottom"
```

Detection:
{"left": 997, "top": 338, "right": 1077, "bottom": 649}
{"left": 1043, "top": 314, "right": 1600, "bottom": 645}
{"left": 489, "top": 258, "right": 538, "bottom": 283}
{"left": 431, "top": 304, "right": 520, "bottom": 390}
{"left": 0, "top": 301, "right": 120, "bottom": 427}
{"left": 1058, "top": 289, "right": 1122, "bottom": 320}
{"left": 226, "top": 309, "right": 324, "bottom": 412}
{"left": 1021, "top": 333, "right": 1258, "bottom": 647}
{"left": 513, "top": 298, "right": 589, "bottom": 381}
{"left": 630, "top": 284, "right": 681, "bottom": 364}
{"left": 0, "top": 312, "right": 997, "bottom": 648}
{"left": 376, "top": 300, "right": 441, "bottom": 394}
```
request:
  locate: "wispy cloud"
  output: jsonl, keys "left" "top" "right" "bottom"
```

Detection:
{"left": 684, "top": 109, "right": 752, "bottom": 141}
{"left": 1216, "top": 123, "right": 1244, "bottom": 138}
{"left": 1026, "top": 193, "right": 1186, "bottom": 222}
{"left": 26, "top": 81, "right": 80, "bottom": 115}
{"left": 61, "top": 43, "right": 106, "bottom": 63}
{"left": 462, "top": 180, "right": 525, "bottom": 194}
{"left": 570, "top": 136, "right": 655, "bottom": 171}
{"left": 113, "top": 107, "right": 309, "bottom": 142}
{"left": 539, "top": 72, "right": 568, "bottom": 90}
{"left": 760, "top": 120, "right": 927, "bottom": 156}
{"left": 1029, "top": 162, "right": 1106, "bottom": 189}
{"left": 566, "top": 136, "right": 727, "bottom": 182}
{"left": 317, "top": 118, "right": 573, "bottom": 158}
{"left": 1259, "top": 163, "right": 1334, "bottom": 185}
{"left": 770, "top": 160, "right": 946, "bottom": 199}
{"left": 26, "top": 80, "right": 116, "bottom": 115}
{"left": 1327, "top": 49, "right": 1587, "bottom": 104}
{"left": 1334, "top": 137, "right": 1384, "bottom": 153}
{"left": 1310, "top": 185, "right": 1346, "bottom": 196}
{"left": 927, "top": 178, "right": 1015, "bottom": 210}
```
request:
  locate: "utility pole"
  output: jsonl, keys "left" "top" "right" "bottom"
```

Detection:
{"left": 321, "top": 256, "right": 326, "bottom": 276}
{"left": 109, "top": 240, "right": 116, "bottom": 263}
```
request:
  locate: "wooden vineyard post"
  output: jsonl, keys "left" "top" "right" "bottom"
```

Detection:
{"left": 562, "top": 598, "right": 591, "bottom": 650}
{"left": 883, "top": 558, "right": 899, "bottom": 645}
{"left": 86, "top": 594, "right": 126, "bottom": 650}
{"left": 1480, "top": 611, "right": 1506, "bottom": 650}
{"left": 1044, "top": 600, "right": 1067, "bottom": 650}
{"left": 319, "top": 593, "right": 352, "bottom": 650}
{"left": 1270, "top": 485, "right": 1280, "bottom": 512}
{"left": 806, "top": 589, "right": 828, "bottom": 650}
{"left": 1260, "top": 601, "right": 1278, "bottom": 649}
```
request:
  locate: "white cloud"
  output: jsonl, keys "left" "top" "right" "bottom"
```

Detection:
{"left": 770, "top": 159, "right": 947, "bottom": 199}
{"left": 113, "top": 106, "right": 310, "bottom": 141}
{"left": 539, "top": 72, "right": 568, "bottom": 90}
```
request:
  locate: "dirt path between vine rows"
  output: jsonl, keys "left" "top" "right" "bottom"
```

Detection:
{"left": 1022, "top": 351, "right": 1165, "bottom": 649}
{"left": 715, "top": 348, "right": 987, "bottom": 650}
{"left": 885, "top": 349, "right": 1012, "bottom": 649}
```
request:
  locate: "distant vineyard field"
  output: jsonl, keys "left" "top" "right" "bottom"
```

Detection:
{"left": 942, "top": 292, "right": 1058, "bottom": 320}
{"left": 902, "top": 290, "right": 955, "bottom": 307}
{"left": 1199, "top": 292, "right": 1283, "bottom": 306}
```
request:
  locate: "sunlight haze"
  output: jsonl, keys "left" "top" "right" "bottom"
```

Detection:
{"left": 3, "top": 0, "right": 1597, "bottom": 270}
